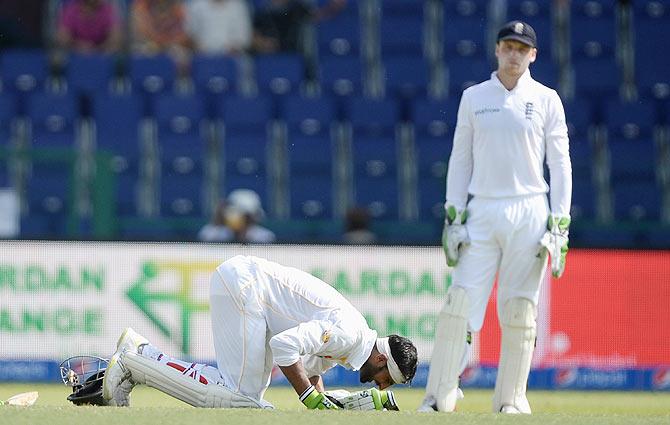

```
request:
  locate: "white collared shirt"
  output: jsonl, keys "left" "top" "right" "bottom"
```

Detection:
{"left": 446, "top": 70, "right": 572, "bottom": 216}
{"left": 217, "top": 256, "right": 377, "bottom": 377}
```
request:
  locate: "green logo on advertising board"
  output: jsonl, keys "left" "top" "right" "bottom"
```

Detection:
{"left": 126, "top": 262, "right": 212, "bottom": 355}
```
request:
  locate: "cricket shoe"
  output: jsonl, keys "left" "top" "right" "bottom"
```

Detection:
{"left": 500, "top": 405, "right": 522, "bottom": 414}
{"left": 102, "top": 328, "right": 149, "bottom": 405}
{"left": 116, "top": 327, "right": 149, "bottom": 355}
{"left": 416, "top": 389, "right": 464, "bottom": 412}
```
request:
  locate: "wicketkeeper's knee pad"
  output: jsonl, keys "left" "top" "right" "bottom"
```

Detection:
{"left": 493, "top": 297, "right": 537, "bottom": 414}
{"left": 425, "top": 286, "right": 470, "bottom": 412}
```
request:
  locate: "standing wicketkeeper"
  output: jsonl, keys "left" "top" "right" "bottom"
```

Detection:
{"left": 419, "top": 20, "right": 572, "bottom": 414}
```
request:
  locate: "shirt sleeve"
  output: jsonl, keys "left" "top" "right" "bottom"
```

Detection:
{"left": 544, "top": 90, "right": 572, "bottom": 217}
{"left": 302, "top": 354, "right": 336, "bottom": 377}
{"left": 269, "top": 320, "right": 350, "bottom": 371}
{"left": 228, "top": 2, "right": 252, "bottom": 50}
{"left": 445, "top": 90, "right": 474, "bottom": 210}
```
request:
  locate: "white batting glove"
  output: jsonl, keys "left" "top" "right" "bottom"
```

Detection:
{"left": 539, "top": 215, "right": 570, "bottom": 278}
{"left": 442, "top": 205, "right": 469, "bottom": 267}
{"left": 324, "top": 388, "right": 399, "bottom": 411}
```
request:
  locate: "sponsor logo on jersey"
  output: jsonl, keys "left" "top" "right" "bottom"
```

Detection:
{"left": 474, "top": 108, "right": 500, "bottom": 116}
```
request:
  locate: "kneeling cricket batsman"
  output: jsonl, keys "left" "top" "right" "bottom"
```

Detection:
{"left": 66, "top": 256, "right": 418, "bottom": 410}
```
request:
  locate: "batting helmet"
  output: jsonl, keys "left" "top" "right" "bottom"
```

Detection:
{"left": 60, "top": 356, "right": 110, "bottom": 406}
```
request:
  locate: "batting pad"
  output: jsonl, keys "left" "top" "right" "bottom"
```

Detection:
{"left": 492, "top": 297, "right": 537, "bottom": 414}
{"left": 425, "top": 286, "right": 469, "bottom": 412}
{"left": 122, "top": 351, "right": 270, "bottom": 408}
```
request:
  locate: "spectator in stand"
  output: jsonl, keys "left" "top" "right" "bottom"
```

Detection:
{"left": 131, "top": 0, "right": 191, "bottom": 69}
{"left": 342, "top": 206, "right": 377, "bottom": 245}
{"left": 55, "top": 0, "right": 122, "bottom": 54}
{"left": 252, "top": 0, "right": 347, "bottom": 54}
{"left": 186, "top": 0, "right": 252, "bottom": 55}
{"left": 198, "top": 189, "right": 276, "bottom": 243}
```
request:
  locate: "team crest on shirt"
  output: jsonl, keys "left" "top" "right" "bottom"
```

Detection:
{"left": 525, "top": 102, "right": 534, "bottom": 120}
{"left": 321, "top": 330, "right": 331, "bottom": 343}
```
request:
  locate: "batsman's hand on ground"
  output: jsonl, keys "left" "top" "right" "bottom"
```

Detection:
{"left": 325, "top": 388, "right": 399, "bottom": 411}
{"left": 442, "top": 205, "right": 469, "bottom": 267}
{"left": 300, "top": 385, "right": 339, "bottom": 410}
{"left": 539, "top": 215, "right": 570, "bottom": 278}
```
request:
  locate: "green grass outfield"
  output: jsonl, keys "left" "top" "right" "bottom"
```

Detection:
{"left": 1, "top": 384, "right": 669, "bottom": 425}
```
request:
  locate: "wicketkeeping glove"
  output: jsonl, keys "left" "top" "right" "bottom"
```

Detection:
{"left": 539, "top": 215, "right": 570, "bottom": 278}
{"left": 299, "top": 385, "right": 339, "bottom": 410}
{"left": 442, "top": 205, "right": 470, "bottom": 267}
{"left": 324, "top": 388, "right": 399, "bottom": 411}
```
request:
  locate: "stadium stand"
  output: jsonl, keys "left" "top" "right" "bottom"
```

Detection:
{"left": 0, "top": 0, "right": 667, "bottom": 246}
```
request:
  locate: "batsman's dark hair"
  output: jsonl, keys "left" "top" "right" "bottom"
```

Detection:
{"left": 388, "top": 334, "right": 418, "bottom": 384}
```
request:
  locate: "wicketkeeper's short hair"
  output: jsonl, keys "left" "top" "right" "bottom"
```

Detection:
{"left": 388, "top": 335, "right": 418, "bottom": 384}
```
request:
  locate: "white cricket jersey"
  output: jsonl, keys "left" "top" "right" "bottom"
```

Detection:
{"left": 215, "top": 256, "right": 377, "bottom": 377}
{"left": 446, "top": 70, "right": 572, "bottom": 216}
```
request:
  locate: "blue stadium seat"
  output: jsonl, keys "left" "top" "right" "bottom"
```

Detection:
{"left": 608, "top": 139, "right": 656, "bottom": 182}
{"left": 319, "top": 56, "right": 363, "bottom": 97}
{"left": 382, "top": 55, "right": 430, "bottom": 99}
{"left": 219, "top": 96, "right": 273, "bottom": 200}
{"left": 573, "top": 57, "right": 620, "bottom": 96}
{"left": 571, "top": 16, "right": 616, "bottom": 59}
{"left": 22, "top": 161, "right": 72, "bottom": 238}
{"left": 445, "top": 0, "right": 488, "bottom": 19}
{"left": 604, "top": 99, "right": 657, "bottom": 141}
{"left": 346, "top": 97, "right": 401, "bottom": 219}
{"left": 92, "top": 94, "right": 144, "bottom": 215}
{"left": 634, "top": 19, "right": 669, "bottom": 98}
{"left": 563, "top": 98, "right": 594, "bottom": 139}
{"left": 447, "top": 56, "right": 492, "bottom": 94}
{"left": 317, "top": 15, "right": 360, "bottom": 57}
{"left": 380, "top": 15, "right": 424, "bottom": 56}
{"left": 0, "top": 49, "right": 49, "bottom": 96}
{"left": 154, "top": 93, "right": 206, "bottom": 161}
{"left": 612, "top": 180, "right": 661, "bottom": 221}
{"left": 443, "top": 16, "right": 487, "bottom": 58}
{"left": 0, "top": 94, "right": 17, "bottom": 147}
{"left": 191, "top": 55, "right": 237, "bottom": 98}
{"left": 531, "top": 60, "right": 558, "bottom": 88}
{"left": 382, "top": 0, "right": 424, "bottom": 17}
{"left": 282, "top": 96, "right": 337, "bottom": 219}
{"left": 571, "top": 175, "right": 596, "bottom": 220}
{"left": 570, "top": 138, "right": 594, "bottom": 181}
{"left": 129, "top": 55, "right": 177, "bottom": 98}
{"left": 571, "top": 0, "right": 616, "bottom": 18}
{"left": 410, "top": 97, "right": 459, "bottom": 220}
{"left": 255, "top": 54, "right": 305, "bottom": 96}
{"left": 65, "top": 53, "right": 116, "bottom": 97}
{"left": 160, "top": 158, "right": 206, "bottom": 217}
{"left": 154, "top": 93, "right": 207, "bottom": 217}
{"left": 26, "top": 92, "right": 78, "bottom": 147}
{"left": 608, "top": 138, "right": 659, "bottom": 220}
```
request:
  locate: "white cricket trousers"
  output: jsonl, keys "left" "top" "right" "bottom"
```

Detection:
{"left": 209, "top": 260, "right": 274, "bottom": 402}
{"left": 452, "top": 194, "right": 549, "bottom": 331}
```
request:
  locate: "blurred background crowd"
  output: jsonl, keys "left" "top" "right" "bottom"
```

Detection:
{"left": 0, "top": 0, "right": 667, "bottom": 247}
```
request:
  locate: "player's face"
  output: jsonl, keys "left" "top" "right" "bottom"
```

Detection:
{"left": 359, "top": 362, "right": 394, "bottom": 389}
{"left": 495, "top": 40, "right": 537, "bottom": 77}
